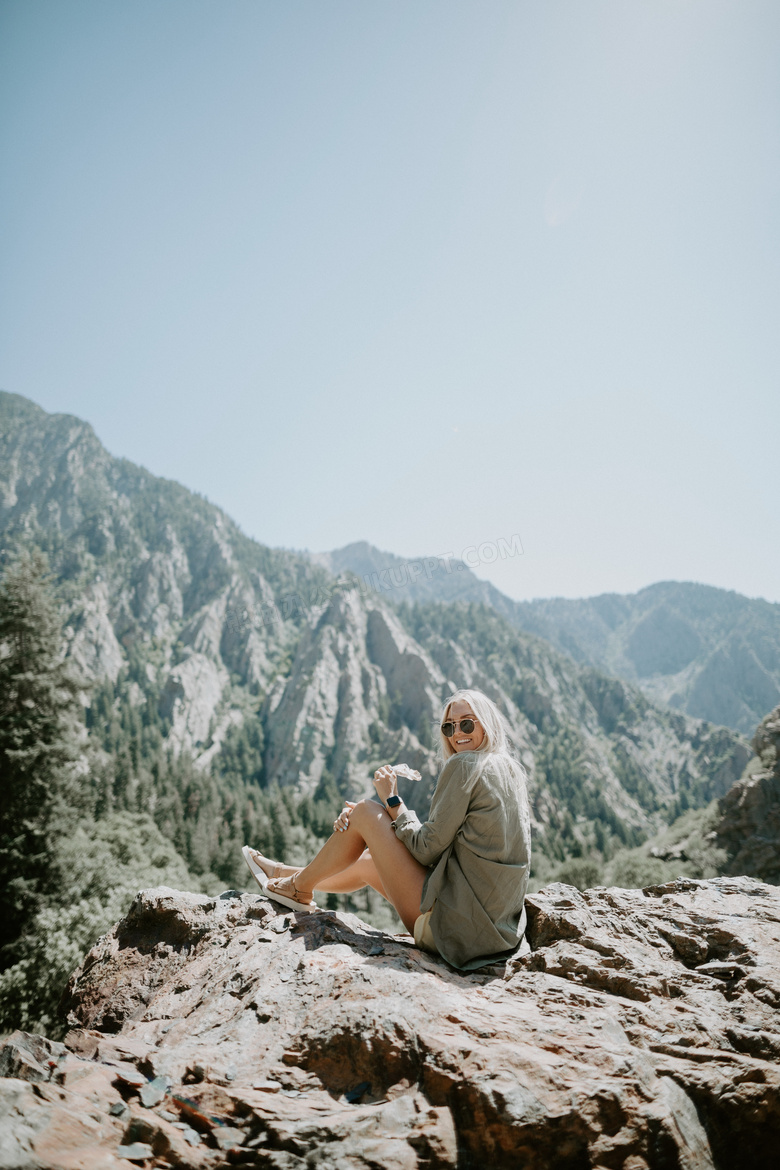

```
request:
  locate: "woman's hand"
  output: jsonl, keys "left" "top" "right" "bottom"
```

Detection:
{"left": 373, "top": 765, "right": 397, "bottom": 807}
{"left": 333, "top": 801, "right": 356, "bottom": 833}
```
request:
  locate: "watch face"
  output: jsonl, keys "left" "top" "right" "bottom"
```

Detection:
{"left": 386, "top": 795, "right": 402, "bottom": 807}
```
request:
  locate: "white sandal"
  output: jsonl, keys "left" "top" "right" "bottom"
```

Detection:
{"left": 241, "top": 846, "right": 285, "bottom": 885}
{"left": 241, "top": 846, "right": 317, "bottom": 912}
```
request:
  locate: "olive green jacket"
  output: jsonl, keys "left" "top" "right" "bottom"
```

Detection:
{"left": 392, "top": 751, "right": 531, "bottom": 970}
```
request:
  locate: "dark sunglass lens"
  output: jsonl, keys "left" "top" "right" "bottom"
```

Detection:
{"left": 460, "top": 718, "right": 475, "bottom": 733}
{"left": 441, "top": 722, "right": 455, "bottom": 737}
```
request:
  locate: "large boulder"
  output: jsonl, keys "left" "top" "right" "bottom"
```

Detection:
{"left": 1, "top": 878, "right": 779, "bottom": 1168}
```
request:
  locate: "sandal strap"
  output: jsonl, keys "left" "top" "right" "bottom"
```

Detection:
{"left": 249, "top": 850, "right": 283, "bottom": 881}
{"left": 268, "top": 872, "right": 312, "bottom": 905}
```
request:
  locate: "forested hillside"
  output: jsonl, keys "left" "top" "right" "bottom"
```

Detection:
{"left": 0, "top": 391, "right": 757, "bottom": 1033}
{"left": 510, "top": 583, "right": 780, "bottom": 736}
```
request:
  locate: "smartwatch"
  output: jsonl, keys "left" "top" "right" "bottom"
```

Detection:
{"left": 386, "top": 795, "right": 402, "bottom": 809}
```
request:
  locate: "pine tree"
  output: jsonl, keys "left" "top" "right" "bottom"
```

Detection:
{"left": 0, "top": 548, "right": 87, "bottom": 964}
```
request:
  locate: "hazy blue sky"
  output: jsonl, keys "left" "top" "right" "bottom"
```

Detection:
{"left": 1, "top": 0, "right": 778, "bottom": 602}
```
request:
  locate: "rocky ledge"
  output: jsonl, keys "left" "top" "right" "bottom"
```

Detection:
{"left": 2, "top": 877, "right": 780, "bottom": 1170}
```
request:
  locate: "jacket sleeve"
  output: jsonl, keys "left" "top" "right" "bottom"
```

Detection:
{"left": 392, "top": 754, "right": 474, "bottom": 866}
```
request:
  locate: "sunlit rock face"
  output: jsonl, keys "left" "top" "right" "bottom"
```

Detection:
{"left": 67, "top": 579, "right": 125, "bottom": 683}
{"left": 159, "top": 652, "right": 230, "bottom": 755}
{"left": 1, "top": 876, "right": 779, "bottom": 1168}
{"left": 261, "top": 592, "right": 444, "bottom": 797}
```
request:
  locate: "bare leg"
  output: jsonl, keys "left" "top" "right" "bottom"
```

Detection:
{"left": 291, "top": 801, "right": 427, "bottom": 933}
{"left": 312, "top": 852, "right": 388, "bottom": 897}
{"left": 247, "top": 847, "right": 387, "bottom": 897}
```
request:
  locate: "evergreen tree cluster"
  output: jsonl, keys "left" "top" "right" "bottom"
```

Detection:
{"left": 0, "top": 550, "right": 86, "bottom": 961}
{"left": 85, "top": 671, "right": 335, "bottom": 889}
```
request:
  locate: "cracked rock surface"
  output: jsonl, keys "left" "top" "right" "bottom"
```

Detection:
{"left": 1, "top": 876, "right": 779, "bottom": 1168}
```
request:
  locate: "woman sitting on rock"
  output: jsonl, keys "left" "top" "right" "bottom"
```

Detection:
{"left": 243, "top": 688, "right": 531, "bottom": 970}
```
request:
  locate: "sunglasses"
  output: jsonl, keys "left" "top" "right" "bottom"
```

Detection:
{"left": 441, "top": 717, "right": 479, "bottom": 737}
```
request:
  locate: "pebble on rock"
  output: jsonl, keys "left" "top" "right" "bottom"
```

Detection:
{"left": 113, "top": 1068, "right": 146, "bottom": 1088}
{"left": 212, "top": 1126, "right": 246, "bottom": 1150}
{"left": 138, "top": 1075, "right": 169, "bottom": 1108}
{"left": 116, "top": 1143, "right": 153, "bottom": 1163}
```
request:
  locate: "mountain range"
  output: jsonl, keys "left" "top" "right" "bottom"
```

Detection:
{"left": 313, "top": 541, "right": 780, "bottom": 736}
{"left": 0, "top": 391, "right": 761, "bottom": 885}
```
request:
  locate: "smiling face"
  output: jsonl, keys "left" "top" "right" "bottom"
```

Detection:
{"left": 444, "top": 698, "right": 485, "bottom": 753}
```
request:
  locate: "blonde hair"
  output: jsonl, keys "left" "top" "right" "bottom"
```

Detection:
{"left": 437, "top": 688, "right": 529, "bottom": 836}
{"left": 439, "top": 688, "right": 512, "bottom": 760}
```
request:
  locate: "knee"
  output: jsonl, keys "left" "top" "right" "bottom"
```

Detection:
{"left": 350, "top": 799, "right": 385, "bottom": 829}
